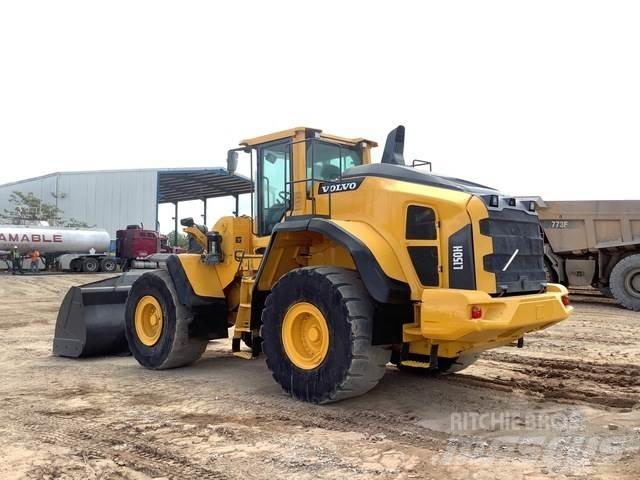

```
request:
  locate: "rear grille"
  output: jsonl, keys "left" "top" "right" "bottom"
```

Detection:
{"left": 480, "top": 208, "right": 546, "bottom": 294}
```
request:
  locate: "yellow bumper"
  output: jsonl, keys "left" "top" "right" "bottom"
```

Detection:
{"left": 418, "top": 283, "right": 572, "bottom": 344}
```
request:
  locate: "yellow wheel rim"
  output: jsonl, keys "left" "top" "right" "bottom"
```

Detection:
{"left": 282, "top": 302, "right": 330, "bottom": 370}
{"left": 134, "top": 295, "right": 164, "bottom": 346}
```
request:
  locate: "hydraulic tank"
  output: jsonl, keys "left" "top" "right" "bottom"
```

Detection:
{"left": 0, "top": 225, "right": 111, "bottom": 255}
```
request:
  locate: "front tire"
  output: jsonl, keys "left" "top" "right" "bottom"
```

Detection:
{"left": 261, "top": 267, "right": 391, "bottom": 404}
{"left": 610, "top": 254, "right": 640, "bottom": 311}
{"left": 124, "top": 270, "right": 208, "bottom": 369}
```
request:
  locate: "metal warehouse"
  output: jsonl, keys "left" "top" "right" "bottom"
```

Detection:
{"left": 0, "top": 168, "right": 253, "bottom": 237}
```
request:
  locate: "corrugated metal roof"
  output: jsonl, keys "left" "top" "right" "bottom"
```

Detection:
{"left": 157, "top": 168, "right": 253, "bottom": 203}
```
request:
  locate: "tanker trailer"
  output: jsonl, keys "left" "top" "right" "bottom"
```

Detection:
{"left": 0, "top": 224, "right": 116, "bottom": 272}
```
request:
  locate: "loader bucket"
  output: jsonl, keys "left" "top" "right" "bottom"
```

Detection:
{"left": 53, "top": 272, "right": 145, "bottom": 357}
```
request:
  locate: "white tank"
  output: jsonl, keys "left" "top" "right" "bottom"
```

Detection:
{"left": 0, "top": 225, "right": 111, "bottom": 255}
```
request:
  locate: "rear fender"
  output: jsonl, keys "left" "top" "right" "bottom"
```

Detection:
{"left": 254, "top": 218, "right": 410, "bottom": 304}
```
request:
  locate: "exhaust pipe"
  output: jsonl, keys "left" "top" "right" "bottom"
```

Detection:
{"left": 53, "top": 272, "right": 145, "bottom": 357}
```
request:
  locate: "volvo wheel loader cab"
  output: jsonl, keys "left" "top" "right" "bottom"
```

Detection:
{"left": 54, "top": 126, "right": 572, "bottom": 404}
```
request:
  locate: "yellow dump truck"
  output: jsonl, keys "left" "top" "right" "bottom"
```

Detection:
{"left": 54, "top": 126, "right": 572, "bottom": 403}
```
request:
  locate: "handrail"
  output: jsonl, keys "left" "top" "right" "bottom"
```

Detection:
{"left": 412, "top": 159, "right": 432, "bottom": 171}
{"left": 285, "top": 177, "right": 342, "bottom": 218}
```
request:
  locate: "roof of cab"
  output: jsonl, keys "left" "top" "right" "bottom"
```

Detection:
{"left": 240, "top": 127, "right": 378, "bottom": 148}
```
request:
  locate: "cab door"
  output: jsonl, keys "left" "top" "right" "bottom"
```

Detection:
{"left": 255, "top": 141, "right": 292, "bottom": 236}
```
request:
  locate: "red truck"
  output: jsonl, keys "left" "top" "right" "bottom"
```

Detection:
{"left": 1, "top": 223, "right": 184, "bottom": 273}
{"left": 116, "top": 225, "right": 182, "bottom": 271}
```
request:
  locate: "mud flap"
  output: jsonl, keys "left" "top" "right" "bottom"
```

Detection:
{"left": 53, "top": 272, "right": 145, "bottom": 357}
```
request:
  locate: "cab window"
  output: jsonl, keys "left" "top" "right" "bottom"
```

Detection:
{"left": 306, "top": 142, "right": 362, "bottom": 182}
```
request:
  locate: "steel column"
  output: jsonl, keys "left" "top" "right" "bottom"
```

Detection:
{"left": 203, "top": 198, "right": 207, "bottom": 227}
{"left": 173, "top": 202, "right": 178, "bottom": 246}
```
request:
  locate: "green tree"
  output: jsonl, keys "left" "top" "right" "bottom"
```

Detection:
{"left": 167, "top": 230, "right": 189, "bottom": 248}
{"left": 0, "top": 191, "right": 63, "bottom": 225}
{"left": 1, "top": 191, "right": 93, "bottom": 227}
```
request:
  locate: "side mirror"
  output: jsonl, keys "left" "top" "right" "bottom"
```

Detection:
{"left": 227, "top": 150, "right": 239, "bottom": 175}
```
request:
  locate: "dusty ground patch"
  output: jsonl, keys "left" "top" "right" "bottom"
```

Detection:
{"left": 0, "top": 274, "right": 638, "bottom": 479}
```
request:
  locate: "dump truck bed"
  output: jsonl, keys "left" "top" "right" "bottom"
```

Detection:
{"left": 537, "top": 200, "right": 640, "bottom": 254}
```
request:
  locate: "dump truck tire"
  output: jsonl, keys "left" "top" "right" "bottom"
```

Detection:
{"left": 82, "top": 257, "right": 99, "bottom": 273}
{"left": 610, "top": 254, "right": 640, "bottom": 311}
{"left": 396, "top": 352, "right": 479, "bottom": 375}
{"left": 124, "top": 270, "right": 208, "bottom": 369}
{"left": 261, "top": 266, "right": 391, "bottom": 404}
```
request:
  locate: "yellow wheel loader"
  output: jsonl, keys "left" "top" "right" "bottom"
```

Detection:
{"left": 53, "top": 126, "right": 572, "bottom": 403}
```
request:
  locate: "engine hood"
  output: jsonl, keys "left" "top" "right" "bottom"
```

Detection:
{"left": 342, "top": 163, "right": 498, "bottom": 196}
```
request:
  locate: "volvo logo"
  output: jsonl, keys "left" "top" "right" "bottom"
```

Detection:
{"left": 317, "top": 177, "right": 364, "bottom": 195}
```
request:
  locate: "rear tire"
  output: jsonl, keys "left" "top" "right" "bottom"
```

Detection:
{"left": 82, "top": 257, "right": 99, "bottom": 273}
{"left": 610, "top": 254, "right": 640, "bottom": 311}
{"left": 261, "top": 267, "right": 391, "bottom": 404}
{"left": 124, "top": 270, "right": 208, "bottom": 369}
{"left": 100, "top": 257, "right": 118, "bottom": 273}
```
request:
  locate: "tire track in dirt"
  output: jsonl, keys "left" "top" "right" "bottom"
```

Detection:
{"left": 92, "top": 368, "right": 452, "bottom": 448}
{"left": 457, "top": 352, "right": 640, "bottom": 409}
{"left": 2, "top": 410, "right": 229, "bottom": 480}
{"left": 179, "top": 394, "right": 450, "bottom": 448}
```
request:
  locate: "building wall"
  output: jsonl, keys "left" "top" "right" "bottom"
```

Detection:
{"left": 0, "top": 170, "right": 158, "bottom": 238}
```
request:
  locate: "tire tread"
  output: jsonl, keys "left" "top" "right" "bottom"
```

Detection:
{"left": 125, "top": 270, "right": 207, "bottom": 370}
{"left": 262, "top": 266, "right": 390, "bottom": 404}
{"left": 610, "top": 254, "right": 640, "bottom": 311}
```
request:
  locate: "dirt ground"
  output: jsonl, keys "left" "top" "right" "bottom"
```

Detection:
{"left": 0, "top": 274, "right": 638, "bottom": 480}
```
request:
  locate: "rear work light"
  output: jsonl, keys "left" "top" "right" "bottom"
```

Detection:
{"left": 561, "top": 295, "right": 570, "bottom": 306}
{"left": 471, "top": 305, "right": 483, "bottom": 319}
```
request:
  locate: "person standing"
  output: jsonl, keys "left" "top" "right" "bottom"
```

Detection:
{"left": 10, "top": 246, "right": 23, "bottom": 275}
{"left": 30, "top": 249, "right": 40, "bottom": 273}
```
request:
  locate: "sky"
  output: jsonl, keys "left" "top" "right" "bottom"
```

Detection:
{"left": 1, "top": 1, "right": 639, "bottom": 233}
